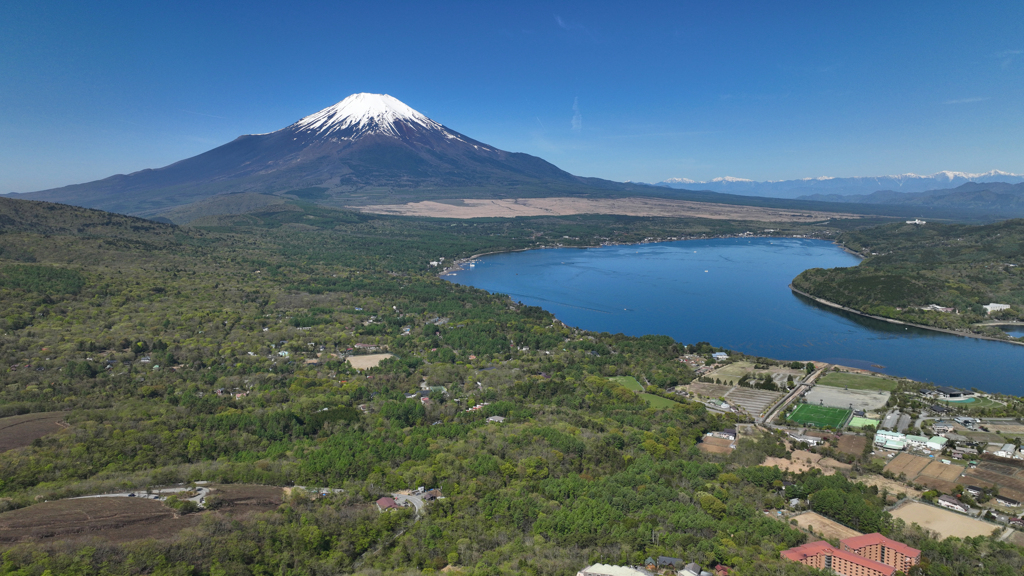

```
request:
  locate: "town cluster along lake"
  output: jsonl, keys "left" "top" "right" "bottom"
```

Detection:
{"left": 446, "top": 237, "right": 1024, "bottom": 395}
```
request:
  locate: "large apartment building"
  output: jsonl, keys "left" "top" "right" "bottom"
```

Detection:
{"left": 782, "top": 533, "right": 921, "bottom": 576}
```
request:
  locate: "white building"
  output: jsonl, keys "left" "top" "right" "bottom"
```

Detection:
{"left": 983, "top": 303, "right": 1011, "bottom": 315}
{"left": 937, "top": 495, "right": 969, "bottom": 513}
{"left": 996, "top": 443, "right": 1017, "bottom": 458}
{"left": 906, "top": 219, "right": 926, "bottom": 225}
{"left": 577, "top": 565, "right": 651, "bottom": 576}
{"left": 875, "top": 430, "right": 906, "bottom": 446}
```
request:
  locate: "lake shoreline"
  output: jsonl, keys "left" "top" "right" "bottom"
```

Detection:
{"left": 788, "top": 285, "right": 1024, "bottom": 348}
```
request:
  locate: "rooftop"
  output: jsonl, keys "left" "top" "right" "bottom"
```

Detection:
{"left": 841, "top": 533, "right": 921, "bottom": 558}
{"left": 782, "top": 541, "right": 895, "bottom": 576}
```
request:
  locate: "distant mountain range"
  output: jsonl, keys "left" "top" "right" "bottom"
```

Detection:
{"left": 13, "top": 93, "right": 633, "bottom": 219}
{"left": 797, "top": 181, "right": 1024, "bottom": 213}
{"left": 653, "top": 171, "right": 1024, "bottom": 198}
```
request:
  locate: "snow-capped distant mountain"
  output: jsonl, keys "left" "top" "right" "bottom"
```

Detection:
{"left": 19, "top": 93, "right": 617, "bottom": 218}
{"left": 655, "top": 171, "right": 1024, "bottom": 198}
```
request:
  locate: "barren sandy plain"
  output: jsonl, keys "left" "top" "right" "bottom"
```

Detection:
{"left": 355, "top": 197, "right": 862, "bottom": 221}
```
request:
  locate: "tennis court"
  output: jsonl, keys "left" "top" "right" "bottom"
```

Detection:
{"left": 788, "top": 404, "right": 852, "bottom": 428}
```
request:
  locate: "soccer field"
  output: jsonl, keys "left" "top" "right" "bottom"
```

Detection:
{"left": 788, "top": 404, "right": 851, "bottom": 428}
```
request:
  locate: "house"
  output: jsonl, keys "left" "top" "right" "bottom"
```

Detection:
{"left": 711, "top": 352, "right": 729, "bottom": 361}
{"left": 926, "top": 436, "right": 947, "bottom": 451}
{"left": 376, "top": 497, "right": 399, "bottom": 511}
{"left": 995, "top": 496, "right": 1021, "bottom": 508}
{"left": 423, "top": 489, "right": 444, "bottom": 501}
{"left": 708, "top": 429, "right": 737, "bottom": 441}
{"left": 996, "top": 443, "right": 1017, "bottom": 458}
{"left": 931, "top": 421, "right": 954, "bottom": 433}
{"left": 712, "top": 566, "right": 730, "bottom": 576}
{"left": 420, "top": 397, "right": 432, "bottom": 406}
{"left": 983, "top": 303, "right": 1011, "bottom": 315}
{"left": 678, "top": 563, "right": 710, "bottom": 576}
{"left": 1009, "top": 517, "right": 1024, "bottom": 528}
{"left": 576, "top": 564, "right": 651, "bottom": 576}
{"left": 487, "top": 415, "right": 505, "bottom": 423}
{"left": 656, "top": 557, "right": 684, "bottom": 570}
{"left": 937, "top": 495, "right": 970, "bottom": 513}
{"left": 966, "top": 485, "right": 983, "bottom": 496}
{"left": 840, "top": 533, "right": 922, "bottom": 574}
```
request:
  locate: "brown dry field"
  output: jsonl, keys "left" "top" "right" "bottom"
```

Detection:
{"left": 0, "top": 484, "right": 282, "bottom": 546}
{"left": 884, "top": 453, "right": 932, "bottom": 479}
{"left": 356, "top": 197, "right": 862, "bottom": 221}
{"left": 963, "top": 462, "right": 1024, "bottom": 503}
{"left": 764, "top": 450, "right": 849, "bottom": 476}
{"left": 837, "top": 435, "right": 867, "bottom": 456}
{"left": 698, "top": 436, "right": 734, "bottom": 454}
{"left": 792, "top": 512, "right": 863, "bottom": 541}
{"left": 1008, "top": 530, "right": 1024, "bottom": 548}
{"left": 855, "top": 474, "right": 923, "bottom": 499}
{"left": 347, "top": 353, "right": 393, "bottom": 370}
{"left": 0, "top": 412, "right": 68, "bottom": 453}
{"left": 920, "top": 460, "right": 966, "bottom": 483}
{"left": 890, "top": 502, "right": 996, "bottom": 539}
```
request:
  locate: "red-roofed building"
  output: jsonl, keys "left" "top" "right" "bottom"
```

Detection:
{"left": 781, "top": 541, "right": 896, "bottom": 576}
{"left": 376, "top": 497, "right": 399, "bottom": 511}
{"left": 841, "top": 533, "right": 921, "bottom": 573}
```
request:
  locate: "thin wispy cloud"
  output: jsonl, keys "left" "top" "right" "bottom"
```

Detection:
{"left": 554, "top": 15, "right": 595, "bottom": 40}
{"left": 944, "top": 97, "right": 990, "bottom": 105}
{"left": 571, "top": 97, "right": 582, "bottom": 132}
{"left": 181, "top": 109, "right": 226, "bottom": 119}
{"left": 993, "top": 49, "right": 1022, "bottom": 68}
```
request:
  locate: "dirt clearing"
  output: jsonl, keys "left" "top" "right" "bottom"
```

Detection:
{"left": 764, "top": 450, "right": 850, "bottom": 476}
{"left": 347, "top": 353, "right": 393, "bottom": 370}
{"left": 0, "top": 412, "right": 68, "bottom": 452}
{"left": 791, "top": 512, "right": 863, "bottom": 541}
{"left": 837, "top": 435, "right": 867, "bottom": 456}
{"left": 890, "top": 502, "right": 997, "bottom": 539}
{"left": 356, "top": 197, "right": 862, "bottom": 222}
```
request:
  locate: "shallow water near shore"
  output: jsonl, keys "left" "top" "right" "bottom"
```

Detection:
{"left": 447, "top": 237, "right": 1024, "bottom": 394}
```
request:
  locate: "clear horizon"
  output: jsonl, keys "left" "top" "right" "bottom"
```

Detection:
{"left": 2, "top": 1, "right": 1023, "bottom": 192}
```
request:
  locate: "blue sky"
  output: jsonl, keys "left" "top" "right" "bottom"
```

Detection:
{"left": 2, "top": 0, "right": 1023, "bottom": 192}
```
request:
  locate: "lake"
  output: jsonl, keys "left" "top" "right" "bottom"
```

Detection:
{"left": 446, "top": 237, "right": 1024, "bottom": 395}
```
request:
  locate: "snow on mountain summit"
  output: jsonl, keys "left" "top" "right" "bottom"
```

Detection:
{"left": 289, "top": 93, "right": 463, "bottom": 141}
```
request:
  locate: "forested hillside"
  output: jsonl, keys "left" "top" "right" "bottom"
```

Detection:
{"left": 1, "top": 197, "right": 1022, "bottom": 575}
{"left": 793, "top": 219, "right": 1024, "bottom": 338}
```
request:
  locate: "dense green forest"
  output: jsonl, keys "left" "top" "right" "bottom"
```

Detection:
{"left": 1, "top": 197, "right": 1022, "bottom": 575}
{"left": 793, "top": 219, "right": 1024, "bottom": 339}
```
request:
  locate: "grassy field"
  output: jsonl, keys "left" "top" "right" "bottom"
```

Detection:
{"left": 609, "top": 376, "right": 643, "bottom": 392}
{"left": 788, "top": 404, "right": 852, "bottom": 428}
{"left": 639, "top": 393, "right": 680, "bottom": 409}
{"left": 937, "top": 396, "right": 1003, "bottom": 411}
{"left": 817, "top": 372, "right": 897, "bottom": 391}
{"left": 707, "top": 361, "right": 755, "bottom": 385}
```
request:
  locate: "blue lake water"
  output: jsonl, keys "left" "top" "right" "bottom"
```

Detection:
{"left": 446, "top": 237, "right": 1024, "bottom": 395}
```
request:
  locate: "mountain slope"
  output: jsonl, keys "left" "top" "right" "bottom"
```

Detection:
{"left": 16, "top": 94, "right": 621, "bottom": 218}
{"left": 798, "top": 182, "right": 1024, "bottom": 216}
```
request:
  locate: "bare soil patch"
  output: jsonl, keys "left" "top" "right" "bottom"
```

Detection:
{"left": 764, "top": 450, "right": 845, "bottom": 476}
{"left": 855, "top": 474, "right": 922, "bottom": 499}
{"left": 0, "top": 497, "right": 195, "bottom": 545}
{"left": 792, "top": 512, "right": 863, "bottom": 541}
{"left": 890, "top": 502, "right": 996, "bottom": 539}
{"left": 1008, "top": 530, "right": 1024, "bottom": 548}
{"left": 0, "top": 484, "right": 283, "bottom": 546}
{"left": 698, "top": 436, "right": 734, "bottom": 454}
{"left": 837, "top": 435, "right": 867, "bottom": 456}
{"left": 356, "top": 197, "right": 862, "bottom": 222}
{"left": 0, "top": 412, "right": 68, "bottom": 453}
{"left": 884, "top": 453, "right": 931, "bottom": 479}
{"left": 347, "top": 353, "right": 393, "bottom": 370}
{"left": 962, "top": 459, "right": 1024, "bottom": 503}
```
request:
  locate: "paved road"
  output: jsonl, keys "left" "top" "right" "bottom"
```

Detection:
{"left": 72, "top": 485, "right": 211, "bottom": 504}
{"left": 393, "top": 493, "right": 425, "bottom": 518}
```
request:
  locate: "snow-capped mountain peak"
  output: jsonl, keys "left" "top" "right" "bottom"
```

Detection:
{"left": 289, "top": 93, "right": 460, "bottom": 140}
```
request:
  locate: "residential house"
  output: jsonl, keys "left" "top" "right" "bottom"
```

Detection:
{"left": 576, "top": 565, "right": 651, "bottom": 576}
{"left": 995, "top": 496, "right": 1021, "bottom": 508}
{"left": 711, "top": 352, "right": 729, "bottom": 361}
{"left": 655, "top": 557, "right": 684, "bottom": 570}
{"left": 1009, "top": 517, "right": 1024, "bottom": 528}
{"left": 966, "top": 486, "right": 983, "bottom": 497}
{"left": 422, "top": 489, "right": 444, "bottom": 501}
{"left": 931, "top": 421, "right": 954, "bottom": 434}
{"left": 487, "top": 415, "right": 506, "bottom": 423}
{"left": 707, "top": 429, "right": 737, "bottom": 441}
{"left": 937, "top": 495, "right": 970, "bottom": 513}
{"left": 996, "top": 443, "right": 1017, "bottom": 458}
{"left": 376, "top": 497, "right": 399, "bottom": 512}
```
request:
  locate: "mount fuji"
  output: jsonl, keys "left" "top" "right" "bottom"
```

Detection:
{"left": 17, "top": 93, "right": 629, "bottom": 218}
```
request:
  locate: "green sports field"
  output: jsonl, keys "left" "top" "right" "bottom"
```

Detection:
{"left": 609, "top": 376, "right": 643, "bottom": 392}
{"left": 788, "top": 404, "right": 852, "bottom": 428}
